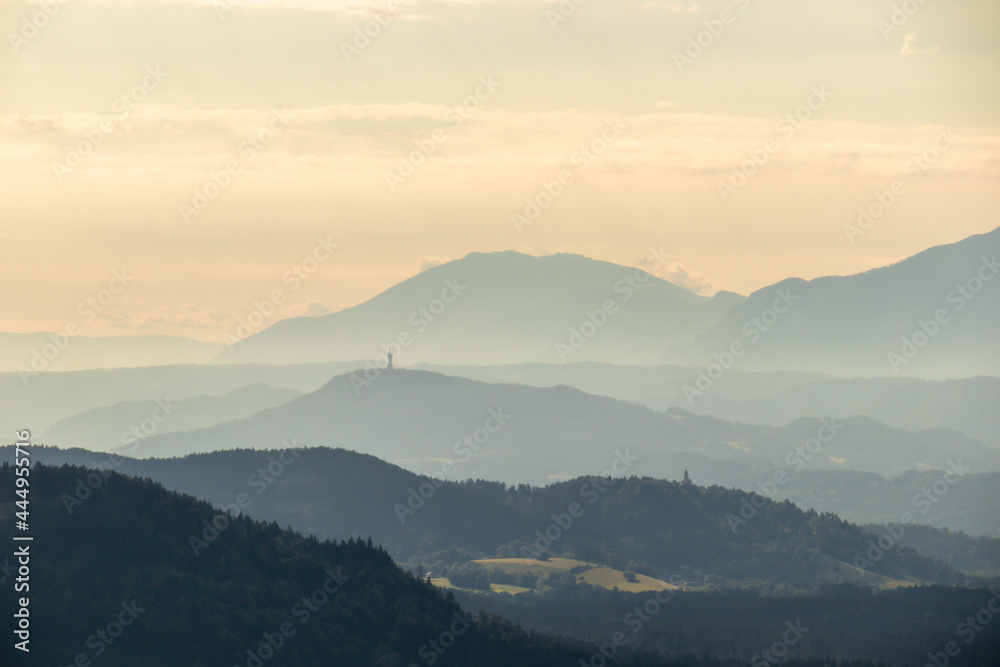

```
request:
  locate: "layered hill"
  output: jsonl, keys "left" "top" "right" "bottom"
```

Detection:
{"left": 676, "top": 227, "right": 1000, "bottom": 377}
{"left": 209, "top": 229, "right": 1000, "bottom": 377}
{"left": 211, "top": 250, "right": 743, "bottom": 367}
{"left": 2, "top": 332, "right": 223, "bottom": 373}
{"left": 11, "top": 446, "right": 982, "bottom": 591}
{"left": 111, "top": 370, "right": 1000, "bottom": 481}
{"left": 41, "top": 383, "right": 302, "bottom": 451}
{"left": 0, "top": 462, "right": 605, "bottom": 667}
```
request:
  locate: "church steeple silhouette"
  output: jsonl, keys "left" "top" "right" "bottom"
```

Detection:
{"left": 387, "top": 352, "right": 393, "bottom": 370}
{"left": 681, "top": 469, "right": 692, "bottom": 486}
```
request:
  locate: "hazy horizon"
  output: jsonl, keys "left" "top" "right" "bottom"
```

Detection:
{"left": 3, "top": 0, "right": 999, "bottom": 342}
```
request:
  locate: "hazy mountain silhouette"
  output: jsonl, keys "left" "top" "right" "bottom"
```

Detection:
{"left": 1, "top": 332, "right": 223, "bottom": 373}
{"left": 0, "top": 361, "right": 356, "bottom": 438}
{"left": 210, "top": 230, "right": 1000, "bottom": 377}
{"left": 41, "top": 383, "right": 301, "bottom": 452}
{"left": 108, "top": 369, "right": 1000, "bottom": 481}
{"left": 674, "top": 227, "right": 1000, "bottom": 377}
{"left": 211, "top": 250, "right": 744, "bottom": 367}
{"left": 416, "top": 363, "right": 1000, "bottom": 448}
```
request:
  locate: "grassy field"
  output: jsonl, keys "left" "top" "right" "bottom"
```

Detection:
{"left": 823, "top": 556, "right": 917, "bottom": 590}
{"left": 470, "top": 557, "right": 679, "bottom": 594}
{"left": 429, "top": 577, "right": 533, "bottom": 595}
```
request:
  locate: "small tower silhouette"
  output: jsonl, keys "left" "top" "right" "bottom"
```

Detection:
{"left": 681, "top": 469, "right": 692, "bottom": 486}
{"left": 387, "top": 352, "right": 393, "bottom": 370}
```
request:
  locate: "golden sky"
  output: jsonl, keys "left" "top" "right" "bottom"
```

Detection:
{"left": 1, "top": 0, "right": 998, "bottom": 340}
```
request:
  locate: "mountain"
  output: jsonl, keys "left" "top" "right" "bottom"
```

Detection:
{"left": 0, "top": 462, "right": 608, "bottom": 667}
{"left": 2, "top": 332, "right": 223, "bottom": 374}
{"left": 11, "top": 445, "right": 983, "bottom": 591}
{"left": 3, "top": 459, "right": 986, "bottom": 667}
{"left": 211, "top": 250, "right": 745, "bottom": 367}
{"left": 40, "top": 383, "right": 302, "bottom": 452}
{"left": 110, "top": 369, "right": 1000, "bottom": 481}
{"left": 212, "top": 230, "right": 1000, "bottom": 376}
{"left": 0, "top": 361, "right": 356, "bottom": 438}
{"left": 417, "top": 364, "right": 1000, "bottom": 449}
{"left": 673, "top": 227, "right": 1000, "bottom": 378}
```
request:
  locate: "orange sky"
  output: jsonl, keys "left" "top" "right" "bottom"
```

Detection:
{"left": 1, "top": 0, "right": 998, "bottom": 340}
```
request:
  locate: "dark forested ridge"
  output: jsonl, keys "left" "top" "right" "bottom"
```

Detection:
{"left": 453, "top": 585, "right": 1000, "bottom": 667}
{"left": 0, "top": 463, "right": 605, "bottom": 666}
{"left": 12, "top": 446, "right": 995, "bottom": 593}
{"left": 0, "top": 462, "right": 917, "bottom": 667}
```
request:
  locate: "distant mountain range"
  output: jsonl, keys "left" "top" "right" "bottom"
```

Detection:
{"left": 2, "top": 332, "right": 222, "bottom": 373}
{"left": 74, "top": 370, "right": 999, "bottom": 483}
{"left": 8, "top": 361, "right": 997, "bottom": 456}
{"left": 677, "top": 226, "right": 1000, "bottom": 378}
{"left": 4, "top": 229, "right": 997, "bottom": 379}
{"left": 41, "top": 383, "right": 301, "bottom": 451}
{"left": 211, "top": 228, "right": 1000, "bottom": 377}
{"left": 413, "top": 363, "right": 1000, "bottom": 449}
{"left": 211, "top": 250, "right": 744, "bottom": 367}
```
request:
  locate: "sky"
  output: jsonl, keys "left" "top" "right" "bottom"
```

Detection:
{"left": 1, "top": 0, "right": 998, "bottom": 341}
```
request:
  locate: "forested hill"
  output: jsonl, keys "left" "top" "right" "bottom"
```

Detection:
{"left": 0, "top": 462, "right": 609, "bottom": 667}
{"left": 10, "top": 446, "right": 980, "bottom": 591}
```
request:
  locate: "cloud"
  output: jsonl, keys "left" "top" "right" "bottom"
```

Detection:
{"left": 281, "top": 299, "right": 346, "bottom": 317}
{"left": 643, "top": 260, "right": 719, "bottom": 296}
{"left": 416, "top": 256, "right": 449, "bottom": 272}
{"left": 4, "top": 103, "right": 995, "bottom": 183}
{"left": 639, "top": 2, "right": 699, "bottom": 13}
{"left": 94, "top": 304, "right": 234, "bottom": 330}
{"left": 900, "top": 33, "right": 939, "bottom": 55}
